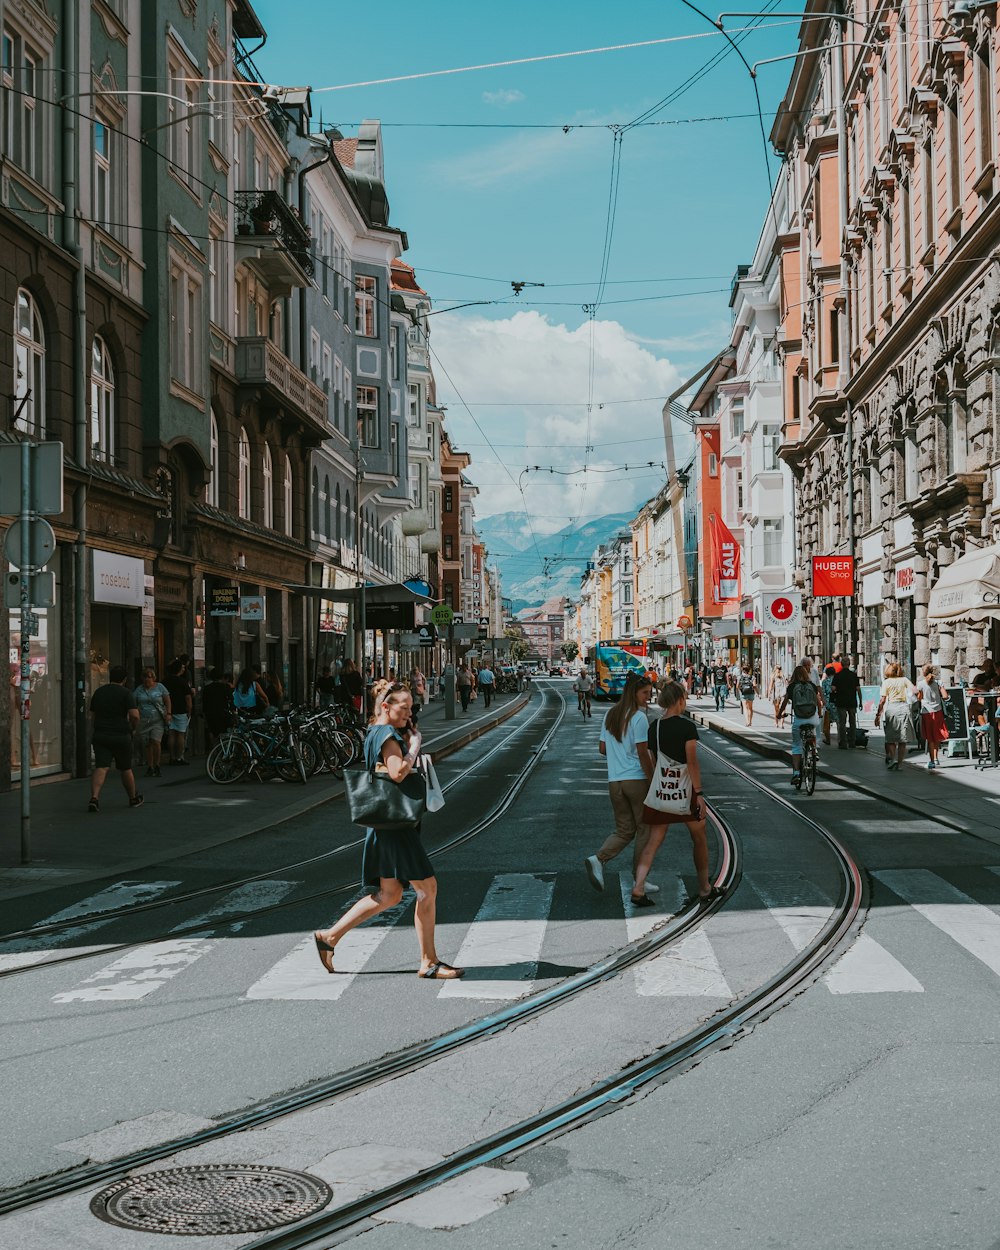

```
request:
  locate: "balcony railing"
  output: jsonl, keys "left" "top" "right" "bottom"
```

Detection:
{"left": 235, "top": 336, "right": 329, "bottom": 439}
{"left": 235, "top": 190, "right": 313, "bottom": 277}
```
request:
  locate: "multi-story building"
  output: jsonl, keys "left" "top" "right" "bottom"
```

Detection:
{"left": 516, "top": 596, "right": 566, "bottom": 665}
{"left": 772, "top": 0, "right": 1000, "bottom": 682}
{"left": 439, "top": 432, "right": 469, "bottom": 615}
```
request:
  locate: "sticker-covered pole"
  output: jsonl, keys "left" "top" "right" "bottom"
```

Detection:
{"left": 19, "top": 438, "right": 32, "bottom": 863}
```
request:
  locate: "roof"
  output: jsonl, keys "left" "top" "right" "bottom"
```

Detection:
{"left": 391, "top": 259, "right": 427, "bottom": 295}
{"left": 332, "top": 138, "right": 358, "bottom": 168}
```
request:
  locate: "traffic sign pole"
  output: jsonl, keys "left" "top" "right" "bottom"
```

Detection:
{"left": 19, "top": 438, "right": 31, "bottom": 863}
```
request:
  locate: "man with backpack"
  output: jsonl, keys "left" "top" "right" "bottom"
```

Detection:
{"left": 831, "top": 659, "right": 863, "bottom": 749}
{"left": 777, "top": 663, "right": 825, "bottom": 786}
{"left": 711, "top": 660, "right": 730, "bottom": 712}
{"left": 737, "top": 663, "right": 758, "bottom": 726}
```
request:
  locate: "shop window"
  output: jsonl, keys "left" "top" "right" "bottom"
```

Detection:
{"left": 10, "top": 563, "right": 61, "bottom": 778}
{"left": 14, "top": 288, "right": 45, "bottom": 437}
{"left": 90, "top": 335, "right": 115, "bottom": 463}
{"left": 283, "top": 457, "right": 293, "bottom": 537}
{"left": 262, "top": 443, "right": 274, "bottom": 528}
{"left": 238, "top": 427, "right": 251, "bottom": 519}
{"left": 207, "top": 413, "right": 220, "bottom": 507}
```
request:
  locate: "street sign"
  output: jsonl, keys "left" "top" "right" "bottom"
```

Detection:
{"left": 676, "top": 614, "right": 693, "bottom": 629}
{"left": 452, "top": 613, "right": 465, "bottom": 625}
{"left": 417, "top": 625, "right": 436, "bottom": 644}
{"left": 4, "top": 517, "right": 56, "bottom": 569}
{"left": 452, "top": 624, "right": 479, "bottom": 641}
{"left": 4, "top": 570, "right": 55, "bottom": 608}
{"left": 762, "top": 591, "right": 802, "bottom": 631}
{"left": 430, "top": 604, "right": 454, "bottom": 627}
{"left": 478, "top": 616, "right": 489, "bottom": 637}
{"left": 0, "top": 442, "right": 64, "bottom": 515}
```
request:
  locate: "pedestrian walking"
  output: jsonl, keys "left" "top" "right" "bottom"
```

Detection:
{"left": 162, "top": 657, "right": 193, "bottom": 764}
{"left": 584, "top": 674, "right": 656, "bottom": 894}
{"left": 312, "top": 682, "right": 464, "bottom": 980}
{"left": 202, "top": 669, "right": 235, "bottom": 749}
{"left": 767, "top": 664, "right": 788, "bottom": 727}
{"left": 456, "top": 661, "right": 473, "bottom": 712}
{"left": 776, "top": 664, "right": 823, "bottom": 786}
{"left": 88, "top": 665, "right": 144, "bottom": 812}
{"left": 631, "top": 680, "right": 720, "bottom": 907}
{"left": 821, "top": 665, "right": 837, "bottom": 744}
{"left": 711, "top": 659, "right": 729, "bottom": 711}
{"left": 134, "top": 667, "right": 171, "bottom": 777}
{"left": 830, "top": 659, "right": 862, "bottom": 749}
{"left": 408, "top": 666, "right": 427, "bottom": 712}
{"left": 339, "top": 658, "right": 364, "bottom": 714}
{"left": 477, "top": 662, "right": 495, "bottom": 708}
{"left": 874, "top": 662, "right": 916, "bottom": 770}
{"left": 315, "top": 665, "right": 337, "bottom": 710}
{"left": 232, "top": 667, "right": 269, "bottom": 715}
{"left": 737, "top": 663, "right": 757, "bottom": 726}
{"left": 915, "top": 663, "right": 950, "bottom": 769}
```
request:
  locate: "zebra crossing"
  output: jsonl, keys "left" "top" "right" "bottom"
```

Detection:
{"left": 13, "top": 865, "right": 1000, "bottom": 1006}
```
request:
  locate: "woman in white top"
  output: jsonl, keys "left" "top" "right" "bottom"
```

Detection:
{"left": 584, "top": 674, "right": 655, "bottom": 894}
{"left": 874, "top": 662, "right": 916, "bottom": 770}
{"left": 767, "top": 665, "right": 788, "bottom": 727}
{"left": 915, "top": 663, "right": 950, "bottom": 770}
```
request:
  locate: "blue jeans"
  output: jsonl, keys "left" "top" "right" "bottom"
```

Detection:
{"left": 714, "top": 684, "right": 727, "bottom": 710}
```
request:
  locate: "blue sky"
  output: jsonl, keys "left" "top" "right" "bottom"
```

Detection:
{"left": 252, "top": 2, "right": 801, "bottom": 533}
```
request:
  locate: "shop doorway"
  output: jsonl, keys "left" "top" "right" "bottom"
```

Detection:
{"left": 89, "top": 605, "right": 134, "bottom": 697}
{"left": 155, "top": 618, "right": 175, "bottom": 679}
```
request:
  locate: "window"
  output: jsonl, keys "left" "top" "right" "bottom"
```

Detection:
{"left": 283, "top": 457, "right": 293, "bottom": 537}
{"left": 206, "top": 51, "right": 225, "bottom": 155}
{"left": 357, "top": 386, "right": 378, "bottom": 446}
{"left": 409, "top": 463, "right": 421, "bottom": 507}
{"left": 389, "top": 326, "right": 398, "bottom": 380}
{"left": 946, "top": 87, "right": 963, "bottom": 220}
{"left": 868, "top": 463, "right": 881, "bottom": 524}
{"left": 904, "top": 430, "right": 919, "bottom": 499}
{"left": 21, "top": 48, "right": 38, "bottom": 180}
{"left": 311, "top": 466, "right": 320, "bottom": 535}
{"left": 323, "top": 475, "right": 331, "bottom": 538}
{"left": 93, "top": 120, "right": 111, "bottom": 230}
{"left": 208, "top": 220, "right": 229, "bottom": 331}
{"left": 13, "top": 288, "right": 44, "bottom": 437}
{"left": 883, "top": 209, "right": 893, "bottom": 308}
{"left": 238, "top": 428, "right": 251, "bottom": 519}
{"left": 355, "top": 275, "right": 377, "bottom": 337}
{"left": 736, "top": 469, "right": 744, "bottom": 512}
{"left": 309, "top": 330, "right": 321, "bottom": 382}
{"left": 897, "top": 9, "right": 909, "bottom": 103}
{"left": 208, "top": 413, "right": 220, "bottom": 507}
{"left": 730, "top": 398, "right": 744, "bottom": 439}
{"left": 708, "top": 453, "right": 718, "bottom": 476}
{"left": 922, "top": 134, "right": 937, "bottom": 254}
{"left": 408, "top": 383, "right": 421, "bottom": 426}
{"left": 262, "top": 444, "right": 273, "bottom": 528}
{"left": 444, "top": 533, "right": 454, "bottom": 559}
{"left": 829, "top": 306, "right": 840, "bottom": 365}
{"left": 879, "top": 55, "right": 890, "bottom": 149}
{"left": 943, "top": 396, "right": 968, "bottom": 475}
{"left": 90, "top": 336, "right": 115, "bottom": 463}
{"left": 762, "top": 519, "right": 783, "bottom": 565}
{"left": 900, "top": 178, "right": 912, "bottom": 282}
{"left": 322, "top": 344, "right": 332, "bottom": 394}
{"left": 2, "top": 29, "right": 46, "bottom": 183}
{"left": 169, "top": 254, "right": 204, "bottom": 394}
{"left": 321, "top": 225, "right": 330, "bottom": 300}
{"left": 335, "top": 484, "right": 342, "bottom": 541}
{"left": 976, "top": 38, "right": 994, "bottom": 177}
{"left": 1, "top": 33, "right": 12, "bottom": 158}
{"left": 444, "top": 484, "right": 454, "bottom": 512}
{"left": 762, "top": 426, "right": 780, "bottom": 471}
{"left": 167, "top": 48, "right": 199, "bottom": 192}
{"left": 390, "top": 423, "right": 399, "bottom": 476}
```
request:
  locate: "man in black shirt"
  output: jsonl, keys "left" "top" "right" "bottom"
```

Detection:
{"left": 830, "top": 660, "right": 863, "bottom": 749}
{"left": 711, "top": 662, "right": 730, "bottom": 712}
{"left": 163, "top": 657, "right": 193, "bottom": 765}
{"left": 89, "top": 665, "right": 142, "bottom": 812}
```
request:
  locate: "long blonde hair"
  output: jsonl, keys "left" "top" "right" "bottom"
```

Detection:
{"left": 605, "top": 674, "right": 652, "bottom": 741}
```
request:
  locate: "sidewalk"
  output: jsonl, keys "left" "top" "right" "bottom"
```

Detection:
{"left": 0, "top": 690, "right": 530, "bottom": 900}
{"left": 688, "top": 693, "right": 1000, "bottom": 846}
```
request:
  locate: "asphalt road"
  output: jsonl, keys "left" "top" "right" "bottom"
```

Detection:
{"left": 4, "top": 687, "right": 1000, "bottom": 1248}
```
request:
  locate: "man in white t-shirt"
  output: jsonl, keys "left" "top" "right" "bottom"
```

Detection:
{"left": 573, "top": 669, "right": 594, "bottom": 718}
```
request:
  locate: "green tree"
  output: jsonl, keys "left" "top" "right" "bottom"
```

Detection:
{"left": 504, "top": 626, "right": 529, "bottom": 663}
{"left": 561, "top": 640, "right": 580, "bottom": 663}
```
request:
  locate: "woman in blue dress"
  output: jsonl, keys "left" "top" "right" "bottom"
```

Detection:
{"left": 313, "top": 682, "right": 464, "bottom": 980}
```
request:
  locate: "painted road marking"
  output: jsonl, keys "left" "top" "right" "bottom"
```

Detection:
{"left": 875, "top": 869, "right": 1000, "bottom": 978}
{"left": 52, "top": 939, "right": 211, "bottom": 1002}
{"left": 168, "top": 880, "right": 298, "bottom": 933}
{"left": 637, "top": 926, "right": 733, "bottom": 997}
{"left": 823, "top": 933, "right": 924, "bottom": 994}
{"left": 439, "top": 873, "right": 555, "bottom": 1000}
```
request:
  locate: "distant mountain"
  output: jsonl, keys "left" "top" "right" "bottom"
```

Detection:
{"left": 477, "top": 511, "right": 634, "bottom": 609}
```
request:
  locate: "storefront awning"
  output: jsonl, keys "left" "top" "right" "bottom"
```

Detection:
{"left": 711, "top": 619, "right": 740, "bottom": 639}
{"left": 928, "top": 545, "right": 1000, "bottom": 622}
{"left": 651, "top": 632, "right": 686, "bottom": 649}
{"left": 284, "top": 581, "right": 436, "bottom": 607}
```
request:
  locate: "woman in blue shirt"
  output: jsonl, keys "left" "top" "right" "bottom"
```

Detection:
{"left": 313, "top": 682, "right": 464, "bottom": 980}
{"left": 584, "top": 673, "right": 655, "bottom": 893}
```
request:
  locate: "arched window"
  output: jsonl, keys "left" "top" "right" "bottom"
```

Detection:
{"left": 345, "top": 489, "right": 352, "bottom": 547}
{"left": 283, "top": 456, "right": 293, "bottom": 537}
{"left": 207, "top": 413, "right": 220, "bottom": 507}
{"left": 262, "top": 443, "right": 274, "bottom": 528}
{"left": 311, "top": 467, "right": 320, "bottom": 535}
{"left": 14, "top": 289, "right": 45, "bottom": 437}
{"left": 90, "top": 336, "right": 115, "bottom": 462}
{"left": 324, "top": 475, "right": 331, "bottom": 539}
{"left": 335, "top": 484, "right": 342, "bottom": 542}
{"left": 238, "top": 427, "right": 251, "bottom": 518}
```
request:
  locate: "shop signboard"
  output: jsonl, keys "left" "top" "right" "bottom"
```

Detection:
{"left": 92, "top": 550, "right": 144, "bottom": 607}
{"left": 812, "top": 556, "right": 855, "bottom": 597}
{"left": 210, "top": 586, "right": 239, "bottom": 616}
{"left": 762, "top": 591, "right": 802, "bottom": 632}
{"left": 366, "top": 601, "right": 415, "bottom": 630}
{"left": 858, "top": 685, "right": 880, "bottom": 727}
{"left": 942, "top": 687, "right": 969, "bottom": 744}
{"left": 895, "top": 562, "right": 915, "bottom": 599}
{"left": 240, "top": 596, "right": 264, "bottom": 621}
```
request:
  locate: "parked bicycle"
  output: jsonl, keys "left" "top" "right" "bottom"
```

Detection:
{"left": 206, "top": 709, "right": 317, "bottom": 785}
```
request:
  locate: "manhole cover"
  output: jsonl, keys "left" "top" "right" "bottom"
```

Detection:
{"left": 90, "top": 1164, "right": 333, "bottom": 1236}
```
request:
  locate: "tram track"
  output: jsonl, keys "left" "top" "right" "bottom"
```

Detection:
{"left": 0, "top": 694, "right": 741, "bottom": 1221}
{"left": 0, "top": 692, "right": 551, "bottom": 969}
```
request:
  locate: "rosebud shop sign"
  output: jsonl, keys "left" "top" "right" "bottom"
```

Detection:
{"left": 91, "top": 550, "right": 145, "bottom": 607}
{"left": 812, "top": 555, "right": 855, "bottom": 598}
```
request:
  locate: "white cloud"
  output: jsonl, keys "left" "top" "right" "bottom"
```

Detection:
{"left": 481, "top": 88, "right": 524, "bottom": 107}
{"left": 430, "top": 310, "right": 680, "bottom": 533}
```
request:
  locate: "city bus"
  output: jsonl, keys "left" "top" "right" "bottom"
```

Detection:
{"left": 587, "top": 640, "right": 649, "bottom": 700}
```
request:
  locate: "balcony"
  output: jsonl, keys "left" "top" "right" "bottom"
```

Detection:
{"left": 235, "top": 189, "right": 314, "bottom": 299}
{"left": 235, "top": 336, "right": 329, "bottom": 444}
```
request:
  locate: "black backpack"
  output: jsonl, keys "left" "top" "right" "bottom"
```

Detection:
{"left": 790, "top": 680, "right": 818, "bottom": 717}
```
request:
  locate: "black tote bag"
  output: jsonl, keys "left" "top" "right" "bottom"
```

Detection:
{"left": 343, "top": 763, "right": 427, "bottom": 831}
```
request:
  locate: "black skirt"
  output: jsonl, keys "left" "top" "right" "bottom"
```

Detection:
{"left": 362, "top": 824, "right": 435, "bottom": 893}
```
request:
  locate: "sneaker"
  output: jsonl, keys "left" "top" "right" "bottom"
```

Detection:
{"left": 791, "top": 772, "right": 801, "bottom": 786}
{"left": 584, "top": 855, "right": 605, "bottom": 892}
{"left": 153, "top": 766, "right": 161, "bottom": 778}
{"left": 927, "top": 760, "right": 934, "bottom": 770}
{"left": 175, "top": 758, "right": 190, "bottom": 766}
{"left": 144, "top": 766, "right": 155, "bottom": 777}
{"left": 87, "top": 798, "right": 99, "bottom": 813}
{"left": 643, "top": 881, "right": 661, "bottom": 894}
{"left": 129, "top": 794, "right": 145, "bottom": 808}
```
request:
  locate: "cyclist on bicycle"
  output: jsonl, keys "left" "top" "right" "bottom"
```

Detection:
{"left": 573, "top": 667, "right": 594, "bottom": 719}
{"left": 777, "top": 663, "right": 824, "bottom": 787}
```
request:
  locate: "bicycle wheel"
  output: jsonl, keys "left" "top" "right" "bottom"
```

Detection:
{"left": 804, "top": 741, "right": 817, "bottom": 794}
{"left": 275, "top": 739, "right": 317, "bottom": 783}
{"left": 207, "top": 737, "right": 251, "bottom": 784}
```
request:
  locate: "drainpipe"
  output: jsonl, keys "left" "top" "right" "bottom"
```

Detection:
{"left": 833, "top": 0, "right": 859, "bottom": 664}
{"left": 62, "top": 0, "right": 89, "bottom": 776}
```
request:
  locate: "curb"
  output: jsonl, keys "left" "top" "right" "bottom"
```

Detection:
{"left": 0, "top": 692, "right": 532, "bottom": 902}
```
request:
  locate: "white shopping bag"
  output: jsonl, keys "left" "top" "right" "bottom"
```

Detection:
{"left": 422, "top": 754, "right": 445, "bottom": 813}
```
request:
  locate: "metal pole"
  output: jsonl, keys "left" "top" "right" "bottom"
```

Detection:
{"left": 19, "top": 439, "right": 31, "bottom": 863}
{"left": 355, "top": 423, "right": 366, "bottom": 682}
{"left": 445, "top": 621, "right": 455, "bottom": 720}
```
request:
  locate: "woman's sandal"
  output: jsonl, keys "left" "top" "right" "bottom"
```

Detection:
{"left": 313, "top": 932, "right": 336, "bottom": 974}
{"left": 629, "top": 894, "right": 656, "bottom": 908}
{"left": 694, "top": 885, "right": 725, "bottom": 905}
{"left": 418, "top": 961, "right": 465, "bottom": 980}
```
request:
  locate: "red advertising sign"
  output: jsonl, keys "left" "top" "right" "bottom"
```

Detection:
{"left": 709, "top": 514, "right": 741, "bottom": 605}
{"left": 812, "top": 555, "right": 855, "bottom": 597}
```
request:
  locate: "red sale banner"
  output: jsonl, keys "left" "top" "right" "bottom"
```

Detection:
{"left": 709, "top": 515, "right": 741, "bottom": 605}
{"left": 812, "top": 555, "right": 855, "bottom": 597}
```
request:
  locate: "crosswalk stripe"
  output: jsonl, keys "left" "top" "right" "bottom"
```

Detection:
{"left": 746, "top": 876, "right": 831, "bottom": 953}
{"left": 823, "top": 934, "right": 924, "bottom": 994}
{"left": 637, "top": 927, "right": 733, "bottom": 997}
{"left": 169, "top": 880, "right": 298, "bottom": 933}
{"left": 618, "top": 873, "right": 683, "bottom": 942}
{"left": 52, "top": 939, "right": 213, "bottom": 1002}
{"left": 438, "top": 873, "right": 555, "bottom": 1000}
{"left": 245, "top": 894, "right": 411, "bottom": 1001}
{"left": 0, "top": 880, "right": 181, "bottom": 974}
{"left": 874, "top": 869, "right": 1000, "bottom": 978}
